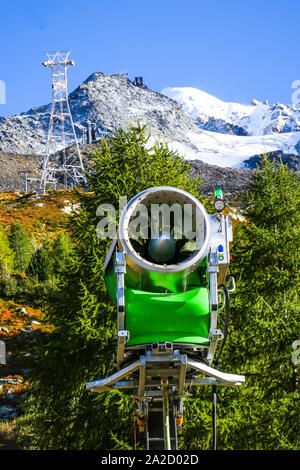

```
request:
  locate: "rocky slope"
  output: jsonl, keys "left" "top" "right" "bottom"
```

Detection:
{"left": 0, "top": 144, "right": 253, "bottom": 195}
{"left": 188, "top": 160, "right": 253, "bottom": 195}
{"left": 0, "top": 153, "right": 41, "bottom": 192}
{"left": 0, "top": 73, "right": 198, "bottom": 157}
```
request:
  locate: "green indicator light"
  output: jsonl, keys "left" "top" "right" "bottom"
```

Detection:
{"left": 214, "top": 188, "right": 223, "bottom": 199}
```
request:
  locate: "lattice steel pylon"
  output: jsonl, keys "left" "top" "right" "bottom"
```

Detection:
{"left": 40, "top": 51, "right": 86, "bottom": 192}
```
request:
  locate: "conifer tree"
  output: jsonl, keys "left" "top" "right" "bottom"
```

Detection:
{"left": 9, "top": 223, "right": 35, "bottom": 272}
{"left": 0, "top": 224, "right": 15, "bottom": 279}
{"left": 227, "top": 156, "right": 300, "bottom": 449}
{"left": 52, "top": 231, "right": 73, "bottom": 277}
{"left": 19, "top": 124, "right": 202, "bottom": 450}
{"left": 180, "top": 156, "right": 300, "bottom": 450}
{"left": 27, "top": 245, "right": 53, "bottom": 282}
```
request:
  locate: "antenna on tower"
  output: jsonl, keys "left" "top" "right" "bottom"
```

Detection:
{"left": 40, "top": 50, "right": 86, "bottom": 193}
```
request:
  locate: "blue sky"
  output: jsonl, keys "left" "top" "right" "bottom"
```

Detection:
{"left": 0, "top": 0, "right": 300, "bottom": 116}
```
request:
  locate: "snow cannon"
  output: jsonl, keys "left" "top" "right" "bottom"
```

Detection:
{"left": 87, "top": 186, "right": 245, "bottom": 450}
{"left": 103, "top": 186, "right": 233, "bottom": 366}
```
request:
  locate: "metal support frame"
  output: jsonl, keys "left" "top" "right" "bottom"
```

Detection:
{"left": 86, "top": 352, "right": 245, "bottom": 393}
{"left": 208, "top": 251, "right": 219, "bottom": 317}
{"left": 115, "top": 250, "right": 129, "bottom": 366}
{"left": 162, "top": 384, "right": 171, "bottom": 450}
{"left": 86, "top": 350, "right": 245, "bottom": 450}
{"left": 138, "top": 356, "right": 146, "bottom": 399}
{"left": 207, "top": 251, "right": 221, "bottom": 364}
{"left": 178, "top": 354, "right": 187, "bottom": 396}
{"left": 41, "top": 51, "right": 86, "bottom": 192}
{"left": 206, "top": 213, "right": 233, "bottom": 365}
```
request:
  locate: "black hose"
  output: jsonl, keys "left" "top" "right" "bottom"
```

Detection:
{"left": 212, "top": 284, "right": 230, "bottom": 450}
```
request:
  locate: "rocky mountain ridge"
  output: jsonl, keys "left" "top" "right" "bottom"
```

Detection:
{"left": 0, "top": 72, "right": 299, "bottom": 170}
{"left": 0, "top": 73, "right": 197, "bottom": 157}
{"left": 0, "top": 72, "right": 299, "bottom": 193}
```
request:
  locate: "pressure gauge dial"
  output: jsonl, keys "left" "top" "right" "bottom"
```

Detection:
{"left": 213, "top": 198, "right": 225, "bottom": 213}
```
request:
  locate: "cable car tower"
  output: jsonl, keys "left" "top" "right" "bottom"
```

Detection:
{"left": 41, "top": 51, "right": 85, "bottom": 192}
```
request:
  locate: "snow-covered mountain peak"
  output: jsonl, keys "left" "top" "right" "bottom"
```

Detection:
{"left": 162, "top": 86, "right": 252, "bottom": 125}
{"left": 161, "top": 86, "right": 300, "bottom": 137}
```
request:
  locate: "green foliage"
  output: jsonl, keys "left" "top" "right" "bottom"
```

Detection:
{"left": 18, "top": 124, "right": 201, "bottom": 450}
{"left": 27, "top": 245, "right": 53, "bottom": 282}
{"left": 180, "top": 156, "right": 300, "bottom": 450}
{"left": 1, "top": 276, "right": 21, "bottom": 298}
{"left": 0, "top": 224, "right": 19, "bottom": 298}
{"left": 0, "top": 224, "right": 14, "bottom": 278}
{"left": 52, "top": 231, "right": 73, "bottom": 277}
{"left": 9, "top": 223, "right": 35, "bottom": 273}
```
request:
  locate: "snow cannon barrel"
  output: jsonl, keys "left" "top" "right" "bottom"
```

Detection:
{"left": 104, "top": 186, "right": 232, "bottom": 349}
{"left": 116, "top": 186, "right": 210, "bottom": 293}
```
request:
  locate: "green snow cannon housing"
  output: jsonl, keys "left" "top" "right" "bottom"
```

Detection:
{"left": 104, "top": 186, "right": 232, "bottom": 362}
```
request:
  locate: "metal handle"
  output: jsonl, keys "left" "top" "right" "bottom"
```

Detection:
{"left": 226, "top": 276, "right": 236, "bottom": 293}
